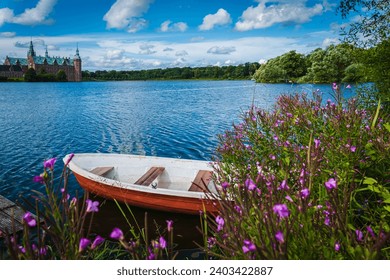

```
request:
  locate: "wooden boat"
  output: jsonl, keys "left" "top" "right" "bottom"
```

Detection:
{"left": 64, "top": 153, "right": 220, "bottom": 215}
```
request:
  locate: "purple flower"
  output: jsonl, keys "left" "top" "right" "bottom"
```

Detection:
{"left": 18, "top": 245, "right": 26, "bottom": 254}
{"left": 64, "top": 153, "right": 74, "bottom": 166}
{"left": 147, "top": 251, "right": 156, "bottom": 260}
{"left": 314, "top": 139, "right": 321, "bottom": 149}
{"left": 278, "top": 180, "right": 289, "bottom": 191}
{"left": 269, "top": 154, "right": 276, "bottom": 160}
{"left": 242, "top": 240, "right": 256, "bottom": 253}
{"left": 166, "top": 220, "right": 173, "bottom": 232}
{"left": 245, "top": 178, "right": 256, "bottom": 191}
{"left": 110, "top": 227, "right": 124, "bottom": 240}
{"left": 356, "top": 229, "right": 363, "bottom": 242}
{"left": 215, "top": 215, "right": 224, "bottom": 231}
{"left": 234, "top": 205, "right": 242, "bottom": 215}
{"left": 285, "top": 195, "right": 293, "bottom": 202}
{"left": 43, "top": 157, "right": 57, "bottom": 170}
{"left": 332, "top": 82, "right": 338, "bottom": 90}
{"left": 273, "top": 204, "right": 290, "bottom": 219}
{"left": 300, "top": 188, "right": 310, "bottom": 199}
{"left": 334, "top": 242, "right": 341, "bottom": 252}
{"left": 33, "top": 175, "right": 44, "bottom": 184}
{"left": 346, "top": 84, "right": 351, "bottom": 89}
{"left": 275, "top": 231, "right": 284, "bottom": 243}
{"left": 159, "top": 236, "right": 167, "bottom": 249}
{"left": 350, "top": 146, "right": 356, "bottom": 152}
{"left": 79, "top": 238, "right": 91, "bottom": 252}
{"left": 23, "top": 212, "right": 36, "bottom": 227}
{"left": 91, "top": 235, "right": 105, "bottom": 249}
{"left": 367, "top": 226, "right": 375, "bottom": 238}
{"left": 221, "top": 182, "right": 229, "bottom": 190}
{"left": 324, "top": 178, "right": 337, "bottom": 191}
{"left": 86, "top": 199, "right": 99, "bottom": 212}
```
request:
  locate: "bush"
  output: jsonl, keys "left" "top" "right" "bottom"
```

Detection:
{"left": 206, "top": 84, "right": 390, "bottom": 259}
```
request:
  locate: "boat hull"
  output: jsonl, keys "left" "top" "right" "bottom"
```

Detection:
{"left": 72, "top": 171, "right": 219, "bottom": 215}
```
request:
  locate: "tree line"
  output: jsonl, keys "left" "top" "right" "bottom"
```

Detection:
{"left": 82, "top": 63, "right": 260, "bottom": 81}
{"left": 24, "top": 68, "right": 68, "bottom": 82}
{"left": 253, "top": 41, "right": 389, "bottom": 85}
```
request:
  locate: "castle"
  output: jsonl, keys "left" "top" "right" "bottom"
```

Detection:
{"left": 0, "top": 41, "right": 82, "bottom": 82}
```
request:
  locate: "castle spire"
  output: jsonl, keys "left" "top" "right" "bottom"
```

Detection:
{"left": 27, "top": 40, "right": 36, "bottom": 57}
{"left": 74, "top": 43, "right": 80, "bottom": 60}
{"left": 45, "top": 46, "right": 48, "bottom": 57}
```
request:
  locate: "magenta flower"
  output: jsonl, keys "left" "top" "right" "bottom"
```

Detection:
{"left": 350, "top": 146, "right": 356, "bottom": 152}
{"left": 33, "top": 175, "right": 44, "bottom": 184}
{"left": 18, "top": 245, "right": 26, "bottom": 254}
{"left": 159, "top": 236, "right": 167, "bottom": 249}
{"left": 346, "top": 84, "right": 351, "bottom": 89}
{"left": 245, "top": 178, "right": 256, "bottom": 191}
{"left": 273, "top": 204, "right": 290, "bottom": 219}
{"left": 43, "top": 157, "right": 57, "bottom": 170}
{"left": 221, "top": 182, "right": 229, "bottom": 190}
{"left": 300, "top": 188, "right": 310, "bottom": 199}
{"left": 79, "top": 238, "right": 91, "bottom": 252}
{"left": 23, "top": 212, "right": 37, "bottom": 227}
{"left": 110, "top": 227, "right": 124, "bottom": 240}
{"left": 234, "top": 205, "right": 242, "bottom": 215}
{"left": 86, "top": 199, "right": 99, "bottom": 212}
{"left": 275, "top": 231, "right": 284, "bottom": 243}
{"left": 91, "top": 235, "right": 105, "bottom": 249}
{"left": 324, "top": 178, "right": 337, "bottom": 190}
{"left": 64, "top": 153, "right": 74, "bottom": 166}
{"left": 314, "top": 139, "right": 321, "bottom": 149}
{"left": 166, "top": 220, "right": 173, "bottom": 232}
{"left": 147, "top": 251, "right": 156, "bottom": 260}
{"left": 332, "top": 82, "right": 338, "bottom": 90}
{"left": 367, "top": 226, "right": 375, "bottom": 238}
{"left": 215, "top": 215, "right": 224, "bottom": 231}
{"left": 334, "top": 242, "right": 341, "bottom": 252}
{"left": 242, "top": 240, "right": 256, "bottom": 253}
{"left": 355, "top": 229, "right": 363, "bottom": 242}
{"left": 278, "top": 180, "right": 289, "bottom": 191}
{"left": 285, "top": 195, "right": 293, "bottom": 202}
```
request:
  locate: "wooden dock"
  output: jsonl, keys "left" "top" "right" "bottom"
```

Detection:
{"left": 0, "top": 195, "right": 24, "bottom": 237}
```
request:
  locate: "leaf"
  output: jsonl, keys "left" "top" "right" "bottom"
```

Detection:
{"left": 363, "top": 177, "right": 377, "bottom": 185}
{"left": 384, "top": 123, "right": 390, "bottom": 132}
{"left": 383, "top": 206, "right": 390, "bottom": 213}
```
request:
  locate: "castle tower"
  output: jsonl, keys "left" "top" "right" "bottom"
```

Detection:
{"left": 73, "top": 45, "right": 82, "bottom": 82}
{"left": 27, "top": 40, "right": 36, "bottom": 69}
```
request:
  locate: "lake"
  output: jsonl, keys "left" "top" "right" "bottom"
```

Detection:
{"left": 0, "top": 80, "right": 355, "bottom": 202}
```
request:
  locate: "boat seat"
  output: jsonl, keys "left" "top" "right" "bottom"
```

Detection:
{"left": 90, "top": 166, "right": 114, "bottom": 177}
{"left": 135, "top": 167, "right": 165, "bottom": 186}
{"left": 189, "top": 170, "right": 213, "bottom": 192}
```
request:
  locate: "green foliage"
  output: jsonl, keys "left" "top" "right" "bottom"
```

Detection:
{"left": 205, "top": 87, "right": 389, "bottom": 259}
{"left": 82, "top": 63, "right": 260, "bottom": 81}
{"left": 56, "top": 70, "right": 67, "bottom": 82}
{"left": 24, "top": 68, "right": 37, "bottom": 82}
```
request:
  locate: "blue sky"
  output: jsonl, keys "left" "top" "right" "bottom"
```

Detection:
{"left": 0, "top": 0, "right": 356, "bottom": 70}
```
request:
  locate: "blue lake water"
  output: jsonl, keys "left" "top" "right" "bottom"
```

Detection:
{"left": 0, "top": 80, "right": 355, "bottom": 202}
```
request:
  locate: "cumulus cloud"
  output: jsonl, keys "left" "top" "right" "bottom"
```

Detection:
{"left": 175, "top": 50, "right": 188, "bottom": 56}
{"left": 199, "top": 8, "right": 232, "bottom": 31}
{"left": 207, "top": 46, "right": 236, "bottom": 55}
{"left": 235, "top": 0, "right": 324, "bottom": 31}
{"left": 139, "top": 43, "right": 156, "bottom": 55}
{"left": 103, "top": 0, "right": 153, "bottom": 32}
{"left": 160, "top": 20, "right": 188, "bottom": 32}
{"left": 0, "top": 32, "right": 16, "bottom": 38}
{"left": 163, "top": 47, "right": 174, "bottom": 52}
{"left": 0, "top": 0, "right": 57, "bottom": 26}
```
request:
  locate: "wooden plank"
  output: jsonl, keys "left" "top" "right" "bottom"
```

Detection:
{"left": 0, "top": 195, "right": 24, "bottom": 235}
{"left": 189, "top": 170, "right": 213, "bottom": 192}
{"left": 90, "top": 166, "right": 114, "bottom": 177}
{"left": 135, "top": 167, "right": 165, "bottom": 186}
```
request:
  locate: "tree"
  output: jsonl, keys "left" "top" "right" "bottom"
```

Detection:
{"left": 56, "top": 70, "right": 67, "bottom": 82}
{"left": 338, "top": 0, "right": 389, "bottom": 47}
{"left": 24, "top": 68, "right": 37, "bottom": 82}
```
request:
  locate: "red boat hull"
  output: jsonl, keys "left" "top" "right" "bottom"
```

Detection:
{"left": 73, "top": 172, "right": 219, "bottom": 215}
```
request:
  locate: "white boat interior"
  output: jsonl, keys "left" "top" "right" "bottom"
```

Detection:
{"left": 68, "top": 153, "right": 219, "bottom": 196}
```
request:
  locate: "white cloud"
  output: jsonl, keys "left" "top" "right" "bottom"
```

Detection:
{"left": 235, "top": 0, "right": 324, "bottom": 31}
{"left": 160, "top": 20, "right": 188, "bottom": 32}
{"left": 0, "top": 0, "right": 57, "bottom": 26}
{"left": 139, "top": 43, "right": 156, "bottom": 55}
{"left": 199, "top": 8, "right": 232, "bottom": 31}
{"left": 207, "top": 46, "right": 236, "bottom": 55}
{"left": 163, "top": 47, "right": 174, "bottom": 52}
{"left": 175, "top": 50, "right": 188, "bottom": 56}
{"left": 322, "top": 37, "right": 340, "bottom": 47}
{"left": 103, "top": 0, "right": 153, "bottom": 32}
{"left": 0, "top": 32, "right": 16, "bottom": 38}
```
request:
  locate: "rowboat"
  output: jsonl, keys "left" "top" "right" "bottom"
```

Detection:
{"left": 64, "top": 153, "right": 220, "bottom": 215}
